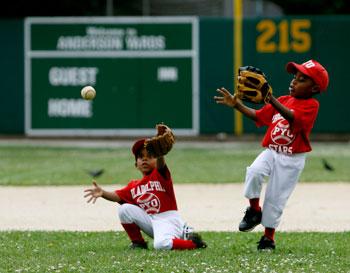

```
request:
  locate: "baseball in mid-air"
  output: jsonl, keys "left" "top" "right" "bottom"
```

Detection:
{"left": 81, "top": 86, "right": 96, "bottom": 100}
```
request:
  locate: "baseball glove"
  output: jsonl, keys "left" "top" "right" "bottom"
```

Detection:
{"left": 144, "top": 124, "right": 175, "bottom": 157}
{"left": 236, "top": 66, "right": 273, "bottom": 104}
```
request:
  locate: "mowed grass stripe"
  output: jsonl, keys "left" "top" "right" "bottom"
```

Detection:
{"left": 0, "top": 231, "right": 349, "bottom": 273}
{"left": 0, "top": 143, "right": 349, "bottom": 185}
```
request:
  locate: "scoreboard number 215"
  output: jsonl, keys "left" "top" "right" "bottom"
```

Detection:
{"left": 256, "top": 19, "right": 311, "bottom": 53}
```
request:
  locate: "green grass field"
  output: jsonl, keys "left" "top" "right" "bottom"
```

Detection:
{"left": 1, "top": 141, "right": 349, "bottom": 272}
{"left": 1, "top": 231, "right": 349, "bottom": 273}
{"left": 0, "top": 142, "right": 349, "bottom": 185}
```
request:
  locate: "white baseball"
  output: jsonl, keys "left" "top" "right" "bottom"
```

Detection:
{"left": 81, "top": 86, "right": 96, "bottom": 100}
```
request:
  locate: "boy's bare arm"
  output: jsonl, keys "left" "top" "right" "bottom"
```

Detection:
{"left": 84, "top": 181, "right": 121, "bottom": 203}
{"left": 157, "top": 156, "right": 167, "bottom": 173}
{"left": 269, "top": 96, "right": 294, "bottom": 123}
{"left": 101, "top": 190, "right": 121, "bottom": 202}
{"left": 234, "top": 98, "right": 257, "bottom": 121}
{"left": 214, "top": 87, "right": 257, "bottom": 121}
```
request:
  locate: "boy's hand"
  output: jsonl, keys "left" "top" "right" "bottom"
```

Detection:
{"left": 214, "top": 87, "right": 239, "bottom": 107}
{"left": 84, "top": 181, "right": 103, "bottom": 204}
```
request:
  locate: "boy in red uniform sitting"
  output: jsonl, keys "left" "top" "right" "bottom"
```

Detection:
{"left": 84, "top": 124, "right": 207, "bottom": 250}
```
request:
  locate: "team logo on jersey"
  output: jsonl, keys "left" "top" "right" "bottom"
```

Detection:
{"left": 271, "top": 119, "right": 295, "bottom": 145}
{"left": 136, "top": 192, "right": 161, "bottom": 214}
{"left": 130, "top": 181, "right": 166, "bottom": 199}
{"left": 269, "top": 115, "right": 295, "bottom": 154}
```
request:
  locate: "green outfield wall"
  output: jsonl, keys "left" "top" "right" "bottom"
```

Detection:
{"left": 243, "top": 16, "right": 349, "bottom": 134}
{"left": 0, "top": 20, "right": 24, "bottom": 134}
{"left": 1, "top": 16, "right": 349, "bottom": 135}
{"left": 200, "top": 16, "right": 350, "bottom": 134}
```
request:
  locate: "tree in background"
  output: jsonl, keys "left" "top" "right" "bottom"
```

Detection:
{"left": 0, "top": 0, "right": 349, "bottom": 18}
{"left": 269, "top": 0, "right": 350, "bottom": 15}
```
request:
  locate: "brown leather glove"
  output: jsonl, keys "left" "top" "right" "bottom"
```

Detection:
{"left": 144, "top": 124, "right": 175, "bottom": 157}
{"left": 237, "top": 66, "right": 273, "bottom": 104}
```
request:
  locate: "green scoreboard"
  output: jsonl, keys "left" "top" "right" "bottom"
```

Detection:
{"left": 25, "top": 17, "right": 199, "bottom": 136}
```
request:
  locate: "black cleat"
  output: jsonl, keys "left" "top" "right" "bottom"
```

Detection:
{"left": 257, "top": 236, "right": 275, "bottom": 251}
{"left": 239, "top": 207, "right": 262, "bottom": 232}
{"left": 187, "top": 233, "right": 207, "bottom": 249}
{"left": 129, "top": 241, "right": 148, "bottom": 249}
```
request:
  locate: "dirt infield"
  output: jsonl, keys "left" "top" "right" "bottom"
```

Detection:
{"left": 1, "top": 183, "right": 349, "bottom": 232}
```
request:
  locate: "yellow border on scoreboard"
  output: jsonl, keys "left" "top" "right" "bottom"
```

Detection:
{"left": 233, "top": 0, "right": 243, "bottom": 135}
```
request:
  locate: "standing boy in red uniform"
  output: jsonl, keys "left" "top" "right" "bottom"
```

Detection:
{"left": 84, "top": 124, "right": 207, "bottom": 250}
{"left": 214, "top": 60, "right": 329, "bottom": 250}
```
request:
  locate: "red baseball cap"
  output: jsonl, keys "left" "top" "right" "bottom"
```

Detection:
{"left": 131, "top": 138, "right": 146, "bottom": 156}
{"left": 286, "top": 59, "right": 329, "bottom": 91}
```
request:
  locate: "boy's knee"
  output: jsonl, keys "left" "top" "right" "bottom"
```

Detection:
{"left": 245, "top": 167, "right": 265, "bottom": 187}
{"left": 244, "top": 167, "right": 265, "bottom": 198}
{"left": 118, "top": 204, "right": 134, "bottom": 223}
{"left": 153, "top": 238, "right": 172, "bottom": 250}
{"left": 246, "top": 166, "right": 264, "bottom": 179}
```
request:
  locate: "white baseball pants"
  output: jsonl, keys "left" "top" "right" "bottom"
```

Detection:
{"left": 244, "top": 148, "right": 306, "bottom": 228}
{"left": 118, "top": 204, "right": 185, "bottom": 250}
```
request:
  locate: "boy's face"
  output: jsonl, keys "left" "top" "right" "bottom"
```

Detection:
{"left": 289, "top": 71, "right": 319, "bottom": 99}
{"left": 135, "top": 148, "right": 157, "bottom": 174}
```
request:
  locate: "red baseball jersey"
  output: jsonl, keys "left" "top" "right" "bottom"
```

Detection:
{"left": 116, "top": 166, "right": 178, "bottom": 214}
{"left": 255, "top": 95, "right": 319, "bottom": 154}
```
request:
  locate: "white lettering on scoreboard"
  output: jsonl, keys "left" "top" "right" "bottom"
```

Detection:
{"left": 57, "top": 36, "right": 123, "bottom": 50}
{"left": 157, "top": 67, "right": 178, "bottom": 82}
{"left": 48, "top": 99, "right": 92, "bottom": 118}
{"left": 49, "top": 67, "right": 99, "bottom": 86}
{"left": 56, "top": 27, "right": 166, "bottom": 51}
{"left": 125, "top": 36, "right": 165, "bottom": 50}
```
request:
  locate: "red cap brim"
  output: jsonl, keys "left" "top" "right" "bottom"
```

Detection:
{"left": 132, "top": 139, "right": 146, "bottom": 156}
{"left": 286, "top": 62, "right": 312, "bottom": 78}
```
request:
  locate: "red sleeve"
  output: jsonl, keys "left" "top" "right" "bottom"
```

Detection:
{"left": 292, "top": 98, "right": 319, "bottom": 132}
{"left": 255, "top": 103, "right": 275, "bottom": 127}
{"left": 115, "top": 181, "right": 134, "bottom": 204}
